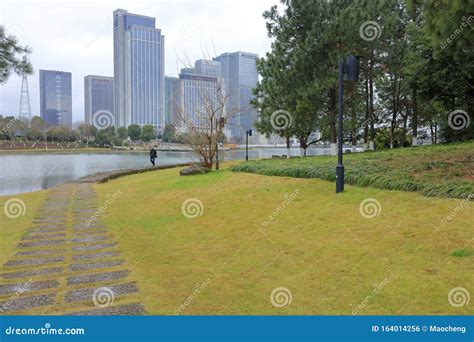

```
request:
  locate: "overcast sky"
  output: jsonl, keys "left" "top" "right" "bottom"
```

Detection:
{"left": 0, "top": 0, "right": 277, "bottom": 124}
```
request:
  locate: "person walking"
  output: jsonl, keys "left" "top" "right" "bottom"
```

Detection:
{"left": 150, "top": 147, "right": 157, "bottom": 166}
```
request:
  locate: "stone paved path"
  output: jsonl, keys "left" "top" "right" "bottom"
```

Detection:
{"left": 0, "top": 184, "right": 146, "bottom": 315}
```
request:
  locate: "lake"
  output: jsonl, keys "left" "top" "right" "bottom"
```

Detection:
{"left": 0, "top": 147, "right": 332, "bottom": 195}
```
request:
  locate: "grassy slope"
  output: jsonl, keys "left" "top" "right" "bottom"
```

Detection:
{"left": 0, "top": 190, "right": 49, "bottom": 266}
{"left": 232, "top": 142, "right": 474, "bottom": 199}
{"left": 95, "top": 165, "right": 473, "bottom": 315}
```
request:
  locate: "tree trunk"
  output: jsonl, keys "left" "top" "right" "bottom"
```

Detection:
{"left": 412, "top": 86, "right": 418, "bottom": 146}
{"left": 390, "top": 75, "right": 400, "bottom": 149}
{"left": 390, "top": 108, "right": 397, "bottom": 149}
{"left": 401, "top": 111, "right": 408, "bottom": 147}
{"left": 299, "top": 135, "right": 308, "bottom": 157}
{"left": 286, "top": 136, "right": 291, "bottom": 159}
{"left": 430, "top": 123, "right": 435, "bottom": 145}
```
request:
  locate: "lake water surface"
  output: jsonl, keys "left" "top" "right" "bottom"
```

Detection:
{"left": 0, "top": 147, "right": 331, "bottom": 195}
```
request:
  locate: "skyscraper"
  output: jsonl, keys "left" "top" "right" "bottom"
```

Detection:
{"left": 172, "top": 70, "right": 223, "bottom": 132}
{"left": 39, "top": 70, "right": 72, "bottom": 128}
{"left": 194, "top": 59, "right": 221, "bottom": 78}
{"left": 213, "top": 52, "right": 258, "bottom": 143}
{"left": 113, "top": 9, "right": 165, "bottom": 130}
{"left": 84, "top": 75, "right": 114, "bottom": 129}
{"left": 164, "top": 76, "right": 179, "bottom": 125}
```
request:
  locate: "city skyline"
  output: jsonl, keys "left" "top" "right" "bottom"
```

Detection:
{"left": 0, "top": 0, "right": 275, "bottom": 124}
{"left": 165, "top": 55, "right": 259, "bottom": 142}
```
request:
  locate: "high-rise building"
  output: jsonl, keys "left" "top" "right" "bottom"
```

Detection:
{"left": 39, "top": 70, "right": 72, "bottom": 128}
{"left": 194, "top": 59, "right": 221, "bottom": 78}
{"left": 213, "top": 52, "right": 258, "bottom": 143}
{"left": 172, "top": 72, "right": 223, "bottom": 132}
{"left": 84, "top": 75, "right": 114, "bottom": 129}
{"left": 113, "top": 9, "right": 165, "bottom": 130}
{"left": 164, "top": 76, "right": 179, "bottom": 125}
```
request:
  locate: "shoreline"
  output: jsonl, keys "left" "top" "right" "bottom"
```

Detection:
{"left": 0, "top": 162, "right": 195, "bottom": 197}
{"left": 74, "top": 162, "right": 194, "bottom": 184}
{"left": 0, "top": 145, "right": 338, "bottom": 155}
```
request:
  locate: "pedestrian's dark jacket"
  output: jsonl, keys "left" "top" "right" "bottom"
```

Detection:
{"left": 150, "top": 148, "right": 157, "bottom": 158}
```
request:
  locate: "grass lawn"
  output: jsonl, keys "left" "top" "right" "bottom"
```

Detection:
{"left": 232, "top": 142, "right": 474, "bottom": 199}
{"left": 0, "top": 190, "right": 50, "bottom": 266}
{"left": 93, "top": 163, "right": 473, "bottom": 315}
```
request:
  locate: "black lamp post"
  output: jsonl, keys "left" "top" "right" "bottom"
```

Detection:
{"left": 245, "top": 129, "right": 252, "bottom": 161}
{"left": 336, "top": 54, "right": 359, "bottom": 193}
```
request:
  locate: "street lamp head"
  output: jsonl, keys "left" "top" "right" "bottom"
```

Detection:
{"left": 346, "top": 54, "right": 360, "bottom": 82}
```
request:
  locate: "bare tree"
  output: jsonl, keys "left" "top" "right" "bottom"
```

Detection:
{"left": 176, "top": 84, "right": 239, "bottom": 169}
{"left": 172, "top": 51, "right": 242, "bottom": 170}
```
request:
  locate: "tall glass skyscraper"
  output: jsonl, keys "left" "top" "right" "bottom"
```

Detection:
{"left": 113, "top": 9, "right": 165, "bottom": 130}
{"left": 84, "top": 75, "right": 114, "bottom": 129}
{"left": 213, "top": 52, "right": 258, "bottom": 143}
{"left": 39, "top": 70, "right": 72, "bottom": 128}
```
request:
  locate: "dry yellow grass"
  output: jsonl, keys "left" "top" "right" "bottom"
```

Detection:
{"left": 0, "top": 190, "right": 49, "bottom": 266}
{"left": 92, "top": 165, "right": 473, "bottom": 315}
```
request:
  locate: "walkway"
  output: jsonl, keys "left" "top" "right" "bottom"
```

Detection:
{"left": 0, "top": 183, "right": 145, "bottom": 315}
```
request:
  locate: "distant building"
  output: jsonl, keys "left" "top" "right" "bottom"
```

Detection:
{"left": 39, "top": 70, "right": 72, "bottom": 128}
{"left": 84, "top": 75, "right": 114, "bottom": 129}
{"left": 213, "top": 52, "right": 259, "bottom": 143}
{"left": 164, "top": 76, "right": 179, "bottom": 126}
{"left": 113, "top": 9, "right": 165, "bottom": 130}
{"left": 194, "top": 59, "right": 221, "bottom": 78}
{"left": 172, "top": 72, "right": 223, "bottom": 131}
{"left": 179, "top": 67, "right": 196, "bottom": 75}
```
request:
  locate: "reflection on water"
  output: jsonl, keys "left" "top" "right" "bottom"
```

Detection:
{"left": 0, "top": 147, "right": 331, "bottom": 195}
